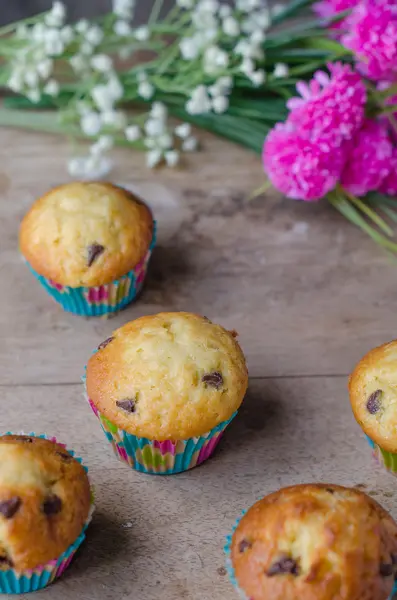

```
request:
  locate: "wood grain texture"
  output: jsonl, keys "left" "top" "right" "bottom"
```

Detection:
{"left": 1, "top": 378, "right": 396, "bottom": 599}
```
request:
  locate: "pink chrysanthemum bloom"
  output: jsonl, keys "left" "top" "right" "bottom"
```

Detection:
{"left": 263, "top": 123, "right": 347, "bottom": 202}
{"left": 341, "top": 0, "right": 397, "bottom": 81}
{"left": 341, "top": 119, "right": 393, "bottom": 196}
{"left": 286, "top": 63, "right": 367, "bottom": 147}
{"left": 379, "top": 147, "right": 397, "bottom": 195}
{"left": 313, "top": 0, "right": 356, "bottom": 30}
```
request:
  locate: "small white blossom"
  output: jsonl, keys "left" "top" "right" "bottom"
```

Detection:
{"left": 209, "top": 75, "right": 233, "bottom": 97}
{"left": 125, "top": 125, "right": 141, "bottom": 142}
{"left": 45, "top": 1, "right": 66, "bottom": 27}
{"left": 113, "top": 0, "right": 135, "bottom": 19}
{"left": 177, "top": 0, "right": 195, "bottom": 7}
{"left": 137, "top": 70, "right": 148, "bottom": 82}
{"left": 70, "top": 54, "right": 87, "bottom": 72}
{"left": 198, "top": 0, "right": 219, "bottom": 12}
{"left": 76, "top": 101, "right": 91, "bottom": 115}
{"left": 75, "top": 19, "right": 89, "bottom": 34}
{"left": 81, "top": 111, "right": 102, "bottom": 136}
{"left": 175, "top": 123, "right": 191, "bottom": 139}
{"left": 101, "top": 110, "right": 126, "bottom": 128}
{"left": 219, "top": 5, "right": 232, "bottom": 18}
{"left": 86, "top": 26, "right": 104, "bottom": 46}
{"left": 16, "top": 24, "right": 28, "bottom": 38}
{"left": 60, "top": 25, "right": 74, "bottom": 44}
{"left": 68, "top": 155, "right": 113, "bottom": 179}
{"left": 182, "top": 137, "right": 198, "bottom": 152}
{"left": 80, "top": 42, "right": 94, "bottom": 56}
{"left": 250, "top": 69, "right": 266, "bottom": 86}
{"left": 151, "top": 102, "right": 167, "bottom": 121}
{"left": 180, "top": 37, "right": 200, "bottom": 61}
{"left": 107, "top": 76, "right": 123, "bottom": 100}
{"left": 186, "top": 85, "right": 212, "bottom": 115}
{"left": 91, "top": 135, "right": 114, "bottom": 155}
{"left": 114, "top": 20, "right": 132, "bottom": 36}
{"left": 204, "top": 45, "right": 229, "bottom": 75}
{"left": 251, "top": 29, "right": 266, "bottom": 44}
{"left": 36, "top": 59, "right": 53, "bottom": 79}
{"left": 256, "top": 9, "right": 271, "bottom": 29}
{"left": 273, "top": 63, "right": 289, "bottom": 78}
{"left": 240, "top": 57, "right": 255, "bottom": 76}
{"left": 165, "top": 150, "right": 180, "bottom": 167}
{"left": 91, "top": 54, "right": 113, "bottom": 72}
{"left": 271, "top": 3, "right": 285, "bottom": 18}
{"left": 32, "top": 23, "right": 46, "bottom": 43}
{"left": 44, "top": 28, "right": 65, "bottom": 56}
{"left": 138, "top": 81, "right": 154, "bottom": 99}
{"left": 145, "top": 118, "right": 165, "bottom": 137}
{"left": 91, "top": 84, "right": 113, "bottom": 111}
{"left": 135, "top": 26, "right": 149, "bottom": 41}
{"left": 44, "top": 79, "right": 60, "bottom": 96}
{"left": 157, "top": 133, "right": 173, "bottom": 149}
{"left": 212, "top": 95, "right": 229, "bottom": 113}
{"left": 222, "top": 16, "right": 240, "bottom": 37}
{"left": 237, "top": 0, "right": 262, "bottom": 11}
{"left": 26, "top": 88, "right": 40, "bottom": 103}
{"left": 8, "top": 74, "right": 23, "bottom": 93}
{"left": 146, "top": 149, "right": 163, "bottom": 169}
{"left": 24, "top": 70, "right": 39, "bottom": 88}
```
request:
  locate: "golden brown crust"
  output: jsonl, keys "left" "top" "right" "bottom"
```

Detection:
{"left": 19, "top": 182, "right": 154, "bottom": 287}
{"left": 349, "top": 340, "right": 397, "bottom": 452}
{"left": 0, "top": 435, "right": 91, "bottom": 572}
{"left": 86, "top": 312, "right": 248, "bottom": 440}
{"left": 231, "top": 483, "right": 397, "bottom": 600}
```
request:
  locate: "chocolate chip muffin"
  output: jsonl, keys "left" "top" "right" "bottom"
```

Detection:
{"left": 0, "top": 434, "right": 91, "bottom": 572}
{"left": 19, "top": 182, "right": 155, "bottom": 315}
{"left": 85, "top": 312, "right": 248, "bottom": 474}
{"left": 228, "top": 484, "right": 397, "bottom": 600}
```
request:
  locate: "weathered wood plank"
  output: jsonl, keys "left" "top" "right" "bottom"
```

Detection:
{"left": 0, "top": 377, "right": 394, "bottom": 600}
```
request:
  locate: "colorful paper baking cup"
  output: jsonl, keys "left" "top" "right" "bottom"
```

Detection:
{"left": 225, "top": 511, "right": 397, "bottom": 600}
{"left": 25, "top": 221, "right": 156, "bottom": 316}
{"left": 86, "top": 393, "right": 236, "bottom": 475}
{"left": 366, "top": 435, "right": 397, "bottom": 475}
{"left": 0, "top": 432, "right": 94, "bottom": 594}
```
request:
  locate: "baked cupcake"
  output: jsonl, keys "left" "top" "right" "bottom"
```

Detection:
{"left": 85, "top": 312, "right": 248, "bottom": 474}
{"left": 0, "top": 434, "right": 93, "bottom": 593}
{"left": 349, "top": 340, "right": 397, "bottom": 475}
{"left": 19, "top": 182, "right": 156, "bottom": 316}
{"left": 226, "top": 483, "right": 397, "bottom": 600}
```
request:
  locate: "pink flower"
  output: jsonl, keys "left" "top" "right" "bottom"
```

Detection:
{"left": 341, "top": 0, "right": 397, "bottom": 81}
{"left": 341, "top": 119, "right": 393, "bottom": 196}
{"left": 313, "top": 0, "right": 356, "bottom": 30}
{"left": 287, "top": 63, "right": 367, "bottom": 147}
{"left": 263, "top": 123, "right": 347, "bottom": 201}
{"left": 379, "top": 147, "right": 397, "bottom": 195}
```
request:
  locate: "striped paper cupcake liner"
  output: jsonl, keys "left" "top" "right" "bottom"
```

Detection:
{"left": 0, "top": 432, "right": 94, "bottom": 594}
{"left": 26, "top": 221, "right": 156, "bottom": 317}
{"left": 366, "top": 435, "right": 397, "bottom": 476}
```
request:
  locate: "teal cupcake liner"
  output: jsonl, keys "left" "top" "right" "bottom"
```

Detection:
{"left": 0, "top": 432, "right": 94, "bottom": 594}
{"left": 26, "top": 221, "right": 156, "bottom": 316}
{"left": 225, "top": 509, "right": 397, "bottom": 600}
{"left": 87, "top": 396, "right": 237, "bottom": 475}
{"left": 366, "top": 435, "right": 397, "bottom": 476}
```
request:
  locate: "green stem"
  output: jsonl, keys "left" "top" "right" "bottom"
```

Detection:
{"left": 149, "top": 0, "right": 164, "bottom": 24}
{"left": 344, "top": 190, "right": 394, "bottom": 237}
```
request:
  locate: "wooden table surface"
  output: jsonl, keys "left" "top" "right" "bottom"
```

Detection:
{"left": 1, "top": 128, "right": 397, "bottom": 600}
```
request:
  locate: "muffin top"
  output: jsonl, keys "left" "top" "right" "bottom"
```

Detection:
{"left": 349, "top": 340, "right": 397, "bottom": 452}
{"left": 0, "top": 435, "right": 91, "bottom": 572}
{"left": 19, "top": 182, "right": 154, "bottom": 287}
{"left": 86, "top": 312, "right": 248, "bottom": 440}
{"left": 231, "top": 483, "right": 397, "bottom": 600}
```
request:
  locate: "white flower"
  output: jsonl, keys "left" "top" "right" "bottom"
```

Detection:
{"left": 186, "top": 85, "right": 212, "bottom": 115}
{"left": 138, "top": 81, "right": 154, "bottom": 99}
{"left": 32, "top": 23, "right": 46, "bottom": 43}
{"left": 145, "top": 118, "right": 165, "bottom": 137}
{"left": 209, "top": 75, "right": 233, "bottom": 97}
{"left": 16, "top": 24, "right": 28, "bottom": 38}
{"left": 240, "top": 57, "right": 255, "bottom": 76}
{"left": 250, "top": 69, "right": 266, "bottom": 86}
{"left": 271, "top": 3, "right": 285, "bottom": 18}
{"left": 91, "top": 135, "right": 114, "bottom": 154}
{"left": 101, "top": 110, "right": 126, "bottom": 128}
{"left": 45, "top": 1, "right": 66, "bottom": 27}
{"left": 165, "top": 150, "right": 180, "bottom": 167}
{"left": 219, "top": 5, "right": 232, "bottom": 18}
{"left": 107, "top": 76, "right": 123, "bottom": 100}
{"left": 273, "top": 63, "right": 289, "bottom": 78}
{"left": 86, "top": 26, "right": 104, "bottom": 46}
{"left": 251, "top": 29, "right": 266, "bottom": 45}
{"left": 76, "top": 100, "right": 91, "bottom": 115}
{"left": 137, "top": 70, "right": 147, "bottom": 82}
{"left": 125, "top": 125, "right": 141, "bottom": 142}
{"left": 68, "top": 155, "right": 113, "bottom": 179}
{"left": 60, "top": 25, "right": 74, "bottom": 44}
{"left": 8, "top": 74, "right": 23, "bottom": 93}
{"left": 256, "top": 9, "right": 271, "bottom": 29}
{"left": 222, "top": 16, "right": 240, "bottom": 37}
{"left": 75, "top": 19, "right": 89, "bottom": 34}
{"left": 157, "top": 133, "right": 173, "bottom": 149}
{"left": 44, "top": 79, "right": 60, "bottom": 96}
{"left": 44, "top": 28, "right": 65, "bottom": 56}
{"left": 237, "top": 0, "right": 261, "bottom": 11}
{"left": 80, "top": 111, "right": 102, "bottom": 136}
{"left": 91, "top": 84, "right": 113, "bottom": 111}
{"left": 134, "top": 26, "right": 149, "bottom": 42}
{"left": 177, "top": 0, "right": 195, "bottom": 7}
{"left": 151, "top": 102, "right": 167, "bottom": 121}
{"left": 70, "top": 54, "right": 86, "bottom": 72}
{"left": 212, "top": 95, "right": 229, "bottom": 113}
{"left": 180, "top": 37, "right": 200, "bottom": 61}
{"left": 203, "top": 45, "right": 229, "bottom": 75}
{"left": 36, "top": 59, "right": 53, "bottom": 79}
{"left": 182, "top": 137, "right": 198, "bottom": 152}
{"left": 24, "top": 70, "right": 39, "bottom": 88}
{"left": 80, "top": 42, "right": 94, "bottom": 56}
{"left": 26, "top": 88, "right": 40, "bottom": 103}
{"left": 198, "top": 0, "right": 219, "bottom": 12}
{"left": 91, "top": 54, "right": 113, "bottom": 72}
{"left": 114, "top": 20, "right": 132, "bottom": 36}
{"left": 113, "top": 0, "right": 135, "bottom": 19}
{"left": 175, "top": 123, "right": 191, "bottom": 139}
{"left": 146, "top": 149, "right": 163, "bottom": 168}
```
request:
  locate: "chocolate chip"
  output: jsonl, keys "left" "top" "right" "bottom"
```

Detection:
{"left": 116, "top": 399, "right": 136, "bottom": 413}
{"left": 0, "top": 556, "right": 13, "bottom": 569}
{"left": 202, "top": 372, "right": 223, "bottom": 390}
{"left": 367, "top": 390, "right": 382, "bottom": 414}
{"left": 87, "top": 243, "right": 105, "bottom": 267}
{"left": 15, "top": 436, "right": 33, "bottom": 443}
{"left": 0, "top": 497, "right": 21, "bottom": 519}
{"left": 380, "top": 563, "right": 393, "bottom": 577}
{"left": 98, "top": 336, "right": 114, "bottom": 350}
{"left": 325, "top": 488, "right": 335, "bottom": 494}
{"left": 267, "top": 555, "right": 299, "bottom": 576}
{"left": 239, "top": 539, "right": 252, "bottom": 553}
{"left": 391, "top": 553, "right": 397, "bottom": 565}
{"left": 56, "top": 451, "right": 72, "bottom": 461}
{"left": 43, "top": 495, "right": 62, "bottom": 515}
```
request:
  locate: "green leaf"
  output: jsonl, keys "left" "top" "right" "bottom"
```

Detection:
{"left": 271, "top": 0, "right": 314, "bottom": 25}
